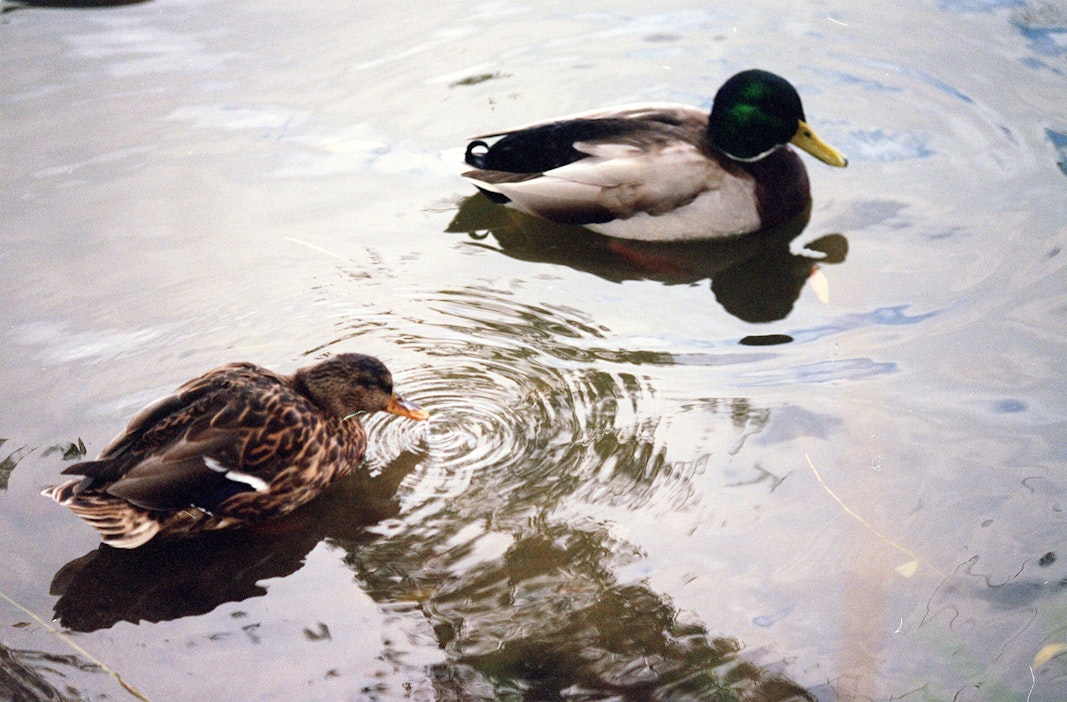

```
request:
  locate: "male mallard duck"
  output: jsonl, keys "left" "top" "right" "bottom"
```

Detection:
{"left": 458, "top": 69, "right": 847, "bottom": 242}
{"left": 42, "top": 354, "right": 428, "bottom": 549}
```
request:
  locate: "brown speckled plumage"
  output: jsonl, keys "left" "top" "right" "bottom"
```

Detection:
{"left": 42, "top": 354, "right": 428, "bottom": 548}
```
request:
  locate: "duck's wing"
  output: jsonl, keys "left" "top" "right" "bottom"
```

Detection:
{"left": 91, "top": 363, "right": 259, "bottom": 461}
{"left": 462, "top": 106, "right": 744, "bottom": 226}
{"left": 63, "top": 364, "right": 321, "bottom": 512}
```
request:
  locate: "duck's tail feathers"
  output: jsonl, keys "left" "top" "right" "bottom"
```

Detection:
{"left": 444, "top": 144, "right": 515, "bottom": 205}
{"left": 60, "top": 457, "right": 124, "bottom": 480}
{"left": 42, "top": 479, "right": 162, "bottom": 549}
{"left": 442, "top": 145, "right": 486, "bottom": 179}
{"left": 464, "top": 140, "right": 490, "bottom": 168}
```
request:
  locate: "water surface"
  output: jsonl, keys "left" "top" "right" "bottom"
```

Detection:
{"left": 2, "top": 0, "right": 1066, "bottom": 699}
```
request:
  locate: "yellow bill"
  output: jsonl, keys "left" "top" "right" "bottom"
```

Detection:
{"left": 792, "top": 120, "right": 848, "bottom": 167}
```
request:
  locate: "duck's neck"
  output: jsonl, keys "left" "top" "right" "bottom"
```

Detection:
{"left": 738, "top": 146, "right": 811, "bottom": 230}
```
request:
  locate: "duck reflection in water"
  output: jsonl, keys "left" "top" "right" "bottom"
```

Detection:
{"left": 48, "top": 449, "right": 424, "bottom": 633}
{"left": 343, "top": 517, "right": 817, "bottom": 701}
{"left": 448, "top": 192, "right": 848, "bottom": 325}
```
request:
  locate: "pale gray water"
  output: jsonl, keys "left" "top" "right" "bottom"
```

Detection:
{"left": 1, "top": 0, "right": 1066, "bottom": 700}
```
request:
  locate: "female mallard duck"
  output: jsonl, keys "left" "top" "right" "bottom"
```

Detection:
{"left": 459, "top": 69, "right": 847, "bottom": 242}
{"left": 42, "top": 354, "right": 428, "bottom": 549}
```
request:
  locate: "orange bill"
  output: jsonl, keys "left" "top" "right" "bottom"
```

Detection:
{"left": 387, "top": 394, "right": 430, "bottom": 421}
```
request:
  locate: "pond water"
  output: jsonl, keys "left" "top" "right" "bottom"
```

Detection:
{"left": 2, "top": 0, "right": 1066, "bottom": 699}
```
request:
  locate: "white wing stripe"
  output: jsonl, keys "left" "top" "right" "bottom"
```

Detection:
{"left": 223, "top": 470, "right": 270, "bottom": 492}
{"left": 204, "top": 456, "right": 270, "bottom": 492}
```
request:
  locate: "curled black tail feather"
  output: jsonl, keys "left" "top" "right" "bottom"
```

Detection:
{"left": 465, "top": 140, "right": 490, "bottom": 168}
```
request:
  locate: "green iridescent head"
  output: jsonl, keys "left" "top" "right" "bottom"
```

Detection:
{"left": 709, "top": 69, "right": 847, "bottom": 167}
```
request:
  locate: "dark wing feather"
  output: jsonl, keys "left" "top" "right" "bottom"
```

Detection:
{"left": 467, "top": 119, "right": 654, "bottom": 174}
{"left": 100, "top": 432, "right": 243, "bottom": 511}
{"left": 93, "top": 362, "right": 264, "bottom": 460}
{"left": 64, "top": 363, "right": 324, "bottom": 513}
{"left": 60, "top": 458, "right": 125, "bottom": 482}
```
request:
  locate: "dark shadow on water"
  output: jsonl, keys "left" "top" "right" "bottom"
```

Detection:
{"left": 447, "top": 192, "right": 848, "bottom": 324}
{"left": 48, "top": 449, "right": 423, "bottom": 633}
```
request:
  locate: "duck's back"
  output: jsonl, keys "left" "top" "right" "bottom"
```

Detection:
{"left": 61, "top": 363, "right": 365, "bottom": 515}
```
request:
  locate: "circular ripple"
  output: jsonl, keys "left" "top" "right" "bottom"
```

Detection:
{"left": 356, "top": 287, "right": 677, "bottom": 518}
